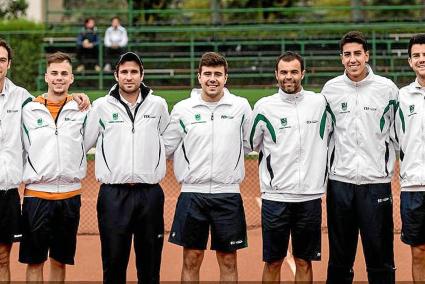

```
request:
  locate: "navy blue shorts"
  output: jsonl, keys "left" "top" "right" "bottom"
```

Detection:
{"left": 0, "top": 188, "right": 21, "bottom": 243}
{"left": 169, "top": 192, "right": 247, "bottom": 252}
{"left": 19, "top": 195, "right": 81, "bottom": 265}
{"left": 261, "top": 198, "right": 322, "bottom": 263}
{"left": 401, "top": 191, "right": 425, "bottom": 246}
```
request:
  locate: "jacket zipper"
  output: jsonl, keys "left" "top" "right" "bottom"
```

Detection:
{"left": 210, "top": 111, "right": 214, "bottom": 193}
{"left": 295, "top": 100, "right": 302, "bottom": 189}
{"left": 355, "top": 84, "right": 360, "bottom": 185}
{"left": 53, "top": 98, "right": 68, "bottom": 192}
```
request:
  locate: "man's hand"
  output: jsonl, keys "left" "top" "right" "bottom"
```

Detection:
{"left": 72, "top": 93, "right": 91, "bottom": 111}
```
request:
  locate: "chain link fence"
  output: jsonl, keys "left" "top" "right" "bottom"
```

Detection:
{"left": 75, "top": 159, "right": 401, "bottom": 235}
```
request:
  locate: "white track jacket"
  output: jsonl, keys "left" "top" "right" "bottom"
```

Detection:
{"left": 84, "top": 84, "right": 169, "bottom": 184}
{"left": 395, "top": 80, "right": 425, "bottom": 190}
{"left": 163, "top": 88, "right": 252, "bottom": 194}
{"left": 21, "top": 98, "right": 88, "bottom": 193}
{"left": 323, "top": 65, "right": 399, "bottom": 185}
{"left": 250, "top": 89, "right": 330, "bottom": 202}
{"left": 0, "top": 78, "right": 32, "bottom": 191}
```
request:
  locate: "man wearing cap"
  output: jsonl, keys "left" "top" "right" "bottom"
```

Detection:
{"left": 85, "top": 52, "right": 169, "bottom": 284}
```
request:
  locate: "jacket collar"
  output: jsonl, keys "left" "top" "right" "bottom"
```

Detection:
{"left": 1, "top": 77, "right": 14, "bottom": 97}
{"left": 107, "top": 83, "right": 151, "bottom": 103}
{"left": 343, "top": 64, "right": 374, "bottom": 87}
{"left": 278, "top": 87, "right": 305, "bottom": 103}
{"left": 191, "top": 87, "right": 233, "bottom": 107}
{"left": 407, "top": 79, "right": 425, "bottom": 95}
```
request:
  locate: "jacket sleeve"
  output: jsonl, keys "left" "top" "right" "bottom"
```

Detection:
{"left": 83, "top": 105, "right": 101, "bottom": 151}
{"left": 389, "top": 85, "right": 400, "bottom": 151}
{"left": 242, "top": 100, "right": 253, "bottom": 154}
{"left": 120, "top": 28, "right": 128, "bottom": 47}
{"left": 159, "top": 99, "right": 170, "bottom": 134}
{"left": 104, "top": 28, "right": 111, "bottom": 47}
{"left": 249, "top": 103, "right": 264, "bottom": 152}
{"left": 162, "top": 105, "right": 184, "bottom": 159}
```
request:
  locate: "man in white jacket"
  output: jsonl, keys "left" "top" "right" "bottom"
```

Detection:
{"left": 250, "top": 52, "right": 330, "bottom": 282}
{"left": 0, "top": 39, "right": 32, "bottom": 282}
{"left": 84, "top": 52, "right": 169, "bottom": 284}
{"left": 323, "top": 31, "right": 398, "bottom": 284}
{"left": 163, "top": 52, "right": 252, "bottom": 281}
{"left": 395, "top": 33, "right": 425, "bottom": 282}
{"left": 103, "top": 16, "right": 128, "bottom": 72}
{"left": 19, "top": 52, "right": 89, "bottom": 282}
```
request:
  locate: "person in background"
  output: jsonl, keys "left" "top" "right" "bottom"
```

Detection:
{"left": 76, "top": 17, "right": 100, "bottom": 72}
{"left": 103, "top": 16, "right": 128, "bottom": 72}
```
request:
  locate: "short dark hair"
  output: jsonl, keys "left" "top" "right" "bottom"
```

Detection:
{"left": 198, "top": 52, "right": 228, "bottom": 74}
{"left": 84, "top": 17, "right": 95, "bottom": 25}
{"left": 275, "top": 51, "right": 304, "bottom": 72}
{"left": 0, "top": 38, "right": 13, "bottom": 61}
{"left": 111, "top": 16, "right": 120, "bottom": 22}
{"left": 115, "top": 52, "right": 143, "bottom": 73}
{"left": 408, "top": 34, "right": 425, "bottom": 58}
{"left": 46, "top": 52, "right": 72, "bottom": 67}
{"left": 340, "top": 31, "right": 368, "bottom": 53}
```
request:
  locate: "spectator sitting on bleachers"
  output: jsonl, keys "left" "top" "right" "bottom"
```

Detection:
{"left": 76, "top": 17, "right": 100, "bottom": 72}
{"left": 103, "top": 16, "right": 128, "bottom": 72}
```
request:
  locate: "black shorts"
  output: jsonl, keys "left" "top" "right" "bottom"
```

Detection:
{"left": 401, "top": 191, "right": 425, "bottom": 246}
{"left": 0, "top": 188, "right": 22, "bottom": 243}
{"left": 261, "top": 198, "right": 322, "bottom": 263}
{"left": 19, "top": 195, "right": 81, "bottom": 265}
{"left": 169, "top": 192, "right": 247, "bottom": 252}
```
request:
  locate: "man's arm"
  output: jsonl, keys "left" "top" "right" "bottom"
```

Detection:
{"left": 162, "top": 105, "right": 184, "bottom": 159}
{"left": 159, "top": 99, "right": 170, "bottom": 134}
{"left": 241, "top": 100, "right": 253, "bottom": 154}
{"left": 104, "top": 28, "right": 111, "bottom": 47}
{"left": 120, "top": 28, "right": 128, "bottom": 47}
{"left": 71, "top": 93, "right": 90, "bottom": 111}
{"left": 248, "top": 103, "right": 265, "bottom": 152}
{"left": 84, "top": 104, "right": 101, "bottom": 151}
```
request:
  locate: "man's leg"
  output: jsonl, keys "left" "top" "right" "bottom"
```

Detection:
{"left": 49, "top": 258, "right": 65, "bottom": 282}
{"left": 133, "top": 184, "right": 164, "bottom": 284}
{"left": 0, "top": 243, "right": 12, "bottom": 281}
{"left": 182, "top": 248, "right": 204, "bottom": 282}
{"left": 357, "top": 183, "right": 395, "bottom": 284}
{"left": 216, "top": 251, "right": 238, "bottom": 281}
{"left": 412, "top": 244, "right": 425, "bottom": 281}
{"left": 26, "top": 263, "right": 44, "bottom": 282}
{"left": 97, "top": 184, "right": 133, "bottom": 284}
{"left": 262, "top": 259, "right": 284, "bottom": 282}
{"left": 326, "top": 180, "right": 358, "bottom": 284}
{"left": 294, "top": 257, "right": 312, "bottom": 282}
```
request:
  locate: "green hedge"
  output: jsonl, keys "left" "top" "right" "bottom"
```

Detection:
{"left": 0, "top": 19, "right": 44, "bottom": 90}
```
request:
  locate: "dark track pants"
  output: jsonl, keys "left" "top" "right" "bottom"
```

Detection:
{"left": 97, "top": 183, "right": 164, "bottom": 284}
{"left": 326, "top": 180, "right": 395, "bottom": 284}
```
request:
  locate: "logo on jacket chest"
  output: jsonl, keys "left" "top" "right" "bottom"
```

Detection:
{"left": 279, "top": 117, "right": 291, "bottom": 129}
{"left": 408, "top": 104, "right": 417, "bottom": 117}
{"left": 108, "top": 112, "right": 124, "bottom": 123}
{"left": 191, "top": 113, "right": 206, "bottom": 124}
{"left": 339, "top": 102, "right": 350, "bottom": 114}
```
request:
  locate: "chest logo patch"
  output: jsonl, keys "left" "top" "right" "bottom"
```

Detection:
{"left": 37, "top": 118, "right": 43, "bottom": 126}
{"left": 195, "top": 113, "right": 201, "bottom": 121}
{"left": 409, "top": 104, "right": 415, "bottom": 114}
{"left": 341, "top": 102, "right": 348, "bottom": 111}
{"left": 280, "top": 117, "right": 287, "bottom": 127}
{"left": 112, "top": 113, "right": 119, "bottom": 120}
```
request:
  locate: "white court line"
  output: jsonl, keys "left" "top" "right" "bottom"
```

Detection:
{"left": 255, "top": 197, "right": 296, "bottom": 277}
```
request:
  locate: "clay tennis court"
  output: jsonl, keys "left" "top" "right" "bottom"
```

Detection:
{"left": 10, "top": 160, "right": 412, "bottom": 282}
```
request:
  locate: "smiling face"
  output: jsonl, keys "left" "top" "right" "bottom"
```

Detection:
{"left": 45, "top": 60, "right": 74, "bottom": 98}
{"left": 341, "top": 42, "right": 369, "bottom": 82}
{"left": 0, "top": 46, "right": 11, "bottom": 89}
{"left": 275, "top": 59, "right": 304, "bottom": 94}
{"left": 409, "top": 43, "right": 425, "bottom": 83}
{"left": 198, "top": 65, "right": 228, "bottom": 102}
{"left": 115, "top": 60, "right": 143, "bottom": 97}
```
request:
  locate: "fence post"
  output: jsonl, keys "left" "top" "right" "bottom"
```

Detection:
{"left": 128, "top": 0, "right": 134, "bottom": 28}
{"left": 372, "top": 30, "right": 376, "bottom": 69}
{"left": 99, "top": 40, "right": 104, "bottom": 90}
{"left": 190, "top": 34, "right": 195, "bottom": 88}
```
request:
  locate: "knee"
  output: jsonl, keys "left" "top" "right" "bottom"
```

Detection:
{"left": 217, "top": 251, "right": 237, "bottom": 272}
{"left": 50, "top": 258, "right": 65, "bottom": 269}
{"left": 412, "top": 244, "right": 425, "bottom": 264}
{"left": 0, "top": 254, "right": 9, "bottom": 269}
{"left": 265, "top": 259, "right": 284, "bottom": 273}
{"left": 183, "top": 250, "right": 203, "bottom": 272}
{"left": 294, "top": 257, "right": 311, "bottom": 272}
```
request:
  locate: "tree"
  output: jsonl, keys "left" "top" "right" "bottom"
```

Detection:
{"left": 0, "top": 0, "right": 28, "bottom": 19}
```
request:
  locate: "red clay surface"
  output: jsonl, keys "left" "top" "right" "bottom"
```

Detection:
{"left": 11, "top": 160, "right": 409, "bottom": 281}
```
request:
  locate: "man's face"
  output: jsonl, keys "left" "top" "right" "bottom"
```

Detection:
{"left": 198, "top": 65, "right": 228, "bottom": 102}
{"left": 341, "top": 42, "right": 369, "bottom": 82}
{"left": 408, "top": 44, "right": 425, "bottom": 80}
{"left": 86, "top": 19, "right": 95, "bottom": 29}
{"left": 115, "top": 61, "right": 143, "bottom": 95}
{"left": 45, "top": 61, "right": 74, "bottom": 96}
{"left": 112, "top": 18, "right": 120, "bottom": 28}
{"left": 275, "top": 59, "right": 304, "bottom": 94}
{"left": 0, "top": 46, "right": 11, "bottom": 84}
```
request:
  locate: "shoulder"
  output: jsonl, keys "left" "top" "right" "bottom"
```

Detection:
{"left": 372, "top": 74, "right": 398, "bottom": 91}
{"left": 253, "top": 93, "right": 278, "bottom": 110}
{"left": 322, "top": 75, "right": 345, "bottom": 90}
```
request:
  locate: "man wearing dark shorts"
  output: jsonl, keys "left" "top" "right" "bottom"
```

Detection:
{"left": 163, "top": 52, "right": 252, "bottom": 281}
{"left": 250, "top": 52, "right": 329, "bottom": 282}
{"left": 19, "top": 52, "right": 89, "bottom": 282}
{"left": 85, "top": 52, "right": 169, "bottom": 284}
{"left": 0, "top": 39, "right": 31, "bottom": 282}
{"left": 323, "top": 31, "right": 398, "bottom": 284}
{"left": 395, "top": 33, "right": 425, "bottom": 282}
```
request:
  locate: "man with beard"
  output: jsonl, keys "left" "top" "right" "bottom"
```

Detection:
{"left": 249, "top": 51, "right": 330, "bottom": 282}
{"left": 84, "top": 52, "right": 169, "bottom": 284}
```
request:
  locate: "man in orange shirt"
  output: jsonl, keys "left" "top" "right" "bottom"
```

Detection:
{"left": 19, "top": 52, "right": 89, "bottom": 282}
